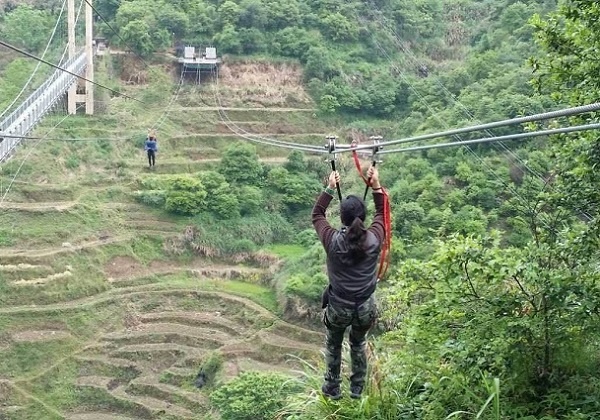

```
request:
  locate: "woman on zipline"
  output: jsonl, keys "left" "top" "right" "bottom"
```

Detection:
{"left": 144, "top": 132, "right": 158, "bottom": 168}
{"left": 312, "top": 165, "right": 385, "bottom": 400}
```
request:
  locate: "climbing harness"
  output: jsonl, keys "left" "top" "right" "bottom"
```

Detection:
{"left": 326, "top": 135, "right": 343, "bottom": 201}
{"left": 351, "top": 138, "right": 392, "bottom": 281}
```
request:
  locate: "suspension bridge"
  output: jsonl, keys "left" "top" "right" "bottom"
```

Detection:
{"left": 0, "top": 0, "right": 94, "bottom": 163}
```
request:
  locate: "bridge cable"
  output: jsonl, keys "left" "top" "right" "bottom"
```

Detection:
{"left": 0, "top": 40, "right": 144, "bottom": 104}
{"left": 0, "top": 0, "right": 68, "bottom": 119}
{"left": 1, "top": 105, "right": 85, "bottom": 204}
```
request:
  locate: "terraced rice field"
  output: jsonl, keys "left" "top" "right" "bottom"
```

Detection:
{"left": 0, "top": 257, "right": 322, "bottom": 419}
{"left": 0, "top": 61, "right": 331, "bottom": 418}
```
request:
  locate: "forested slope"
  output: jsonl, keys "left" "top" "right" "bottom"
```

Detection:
{"left": 1, "top": 0, "right": 600, "bottom": 418}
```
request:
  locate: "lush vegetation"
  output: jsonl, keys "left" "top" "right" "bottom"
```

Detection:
{"left": 1, "top": 0, "right": 600, "bottom": 418}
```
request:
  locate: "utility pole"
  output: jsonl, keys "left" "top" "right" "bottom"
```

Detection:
{"left": 67, "top": 0, "right": 76, "bottom": 114}
{"left": 85, "top": 0, "right": 94, "bottom": 115}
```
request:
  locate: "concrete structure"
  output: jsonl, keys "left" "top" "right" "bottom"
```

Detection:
{"left": 0, "top": 0, "right": 93, "bottom": 162}
{"left": 67, "top": 0, "right": 94, "bottom": 115}
{"left": 177, "top": 46, "right": 221, "bottom": 82}
{"left": 0, "top": 53, "right": 87, "bottom": 162}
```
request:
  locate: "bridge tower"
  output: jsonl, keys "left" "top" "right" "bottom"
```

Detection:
{"left": 67, "top": 0, "right": 94, "bottom": 115}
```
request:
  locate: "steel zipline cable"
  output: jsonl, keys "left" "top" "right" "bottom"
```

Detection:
{"left": 335, "top": 101, "right": 600, "bottom": 153}
{"left": 210, "top": 67, "right": 327, "bottom": 154}
{"left": 4, "top": 113, "right": 600, "bottom": 152}
{"left": 378, "top": 122, "right": 600, "bottom": 154}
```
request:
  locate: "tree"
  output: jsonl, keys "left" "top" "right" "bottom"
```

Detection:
{"left": 115, "top": 1, "right": 171, "bottom": 56}
{"left": 273, "top": 27, "right": 321, "bottom": 59}
{"left": 158, "top": 5, "right": 190, "bottom": 39}
{"left": 319, "top": 12, "right": 358, "bottom": 42}
{"left": 236, "top": 186, "right": 263, "bottom": 216}
{"left": 119, "top": 20, "right": 154, "bottom": 57}
{"left": 531, "top": 0, "right": 600, "bottom": 221}
{"left": 95, "top": 0, "right": 121, "bottom": 21}
{"left": 219, "top": 1, "right": 241, "bottom": 27}
{"left": 197, "top": 172, "right": 240, "bottom": 219}
{"left": 219, "top": 143, "right": 262, "bottom": 185}
{"left": 239, "top": 28, "right": 266, "bottom": 54}
{"left": 1, "top": 5, "right": 53, "bottom": 53}
{"left": 213, "top": 24, "right": 242, "bottom": 54}
{"left": 238, "top": 0, "right": 268, "bottom": 29}
{"left": 284, "top": 150, "right": 307, "bottom": 173}
{"left": 264, "top": 0, "right": 301, "bottom": 30}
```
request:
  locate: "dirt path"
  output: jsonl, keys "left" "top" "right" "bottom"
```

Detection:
{"left": 12, "top": 270, "right": 73, "bottom": 286}
{"left": 12, "top": 330, "right": 72, "bottom": 342}
{"left": 0, "top": 201, "right": 78, "bottom": 211}
{"left": 0, "top": 235, "right": 134, "bottom": 259}
{"left": 0, "top": 284, "right": 277, "bottom": 317}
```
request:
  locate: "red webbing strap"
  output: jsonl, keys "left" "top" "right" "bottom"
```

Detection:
{"left": 352, "top": 148, "right": 369, "bottom": 184}
{"left": 377, "top": 188, "right": 392, "bottom": 280}
{"left": 351, "top": 148, "right": 392, "bottom": 281}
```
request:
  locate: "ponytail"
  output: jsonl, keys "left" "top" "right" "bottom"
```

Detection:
{"left": 346, "top": 217, "right": 367, "bottom": 261}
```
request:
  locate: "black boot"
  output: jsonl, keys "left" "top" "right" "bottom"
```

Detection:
{"left": 321, "top": 383, "right": 342, "bottom": 400}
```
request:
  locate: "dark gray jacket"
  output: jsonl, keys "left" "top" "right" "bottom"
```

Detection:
{"left": 312, "top": 192, "right": 385, "bottom": 308}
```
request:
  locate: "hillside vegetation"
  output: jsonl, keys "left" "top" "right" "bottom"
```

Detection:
{"left": 1, "top": 0, "right": 600, "bottom": 419}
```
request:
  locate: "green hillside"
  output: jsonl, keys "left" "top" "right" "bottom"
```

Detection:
{"left": 1, "top": 0, "right": 600, "bottom": 418}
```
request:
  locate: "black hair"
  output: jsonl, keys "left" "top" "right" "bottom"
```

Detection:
{"left": 341, "top": 195, "right": 367, "bottom": 261}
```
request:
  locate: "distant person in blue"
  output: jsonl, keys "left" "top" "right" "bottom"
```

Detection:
{"left": 144, "top": 132, "right": 158, "bottom": 168}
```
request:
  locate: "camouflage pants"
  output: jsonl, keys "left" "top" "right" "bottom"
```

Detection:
{"left": 322, "top": 295, "right": 377, "bottom": 387}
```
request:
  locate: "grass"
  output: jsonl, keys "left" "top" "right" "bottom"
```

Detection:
{"left": 265, "top": 243, "right": 307, "bottom": 260}
{"left": 199, "top": 279, "right": 279, "bottom": 314}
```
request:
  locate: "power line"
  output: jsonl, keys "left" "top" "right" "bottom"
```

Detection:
{"left": 1, "top": 105, "right": 84, "bottom": 204}
{"left": 81, "top": 0, "right": 152, "bottom": 68}
{"left": 368, "top": 6, "right": 548, "bottom": 184}
{"left": 0, "top": 0, "right": 68, "bottom": 119}
{"left": 0, "top": 39, "right": 144, "bottom": 104}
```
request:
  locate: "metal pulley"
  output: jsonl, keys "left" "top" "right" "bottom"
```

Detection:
{"left": 325, "top": 135, "right": 342, "bottom": 200}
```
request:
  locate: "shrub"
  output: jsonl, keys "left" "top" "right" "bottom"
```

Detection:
{"left": 134, "top": 189, "right": 166, "bottom": 207}
{"left": 164, "top": 175, "right": 207, "bottom": 215}
{"left": 211, "top": 371, "right": 300, "bottom": 420}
